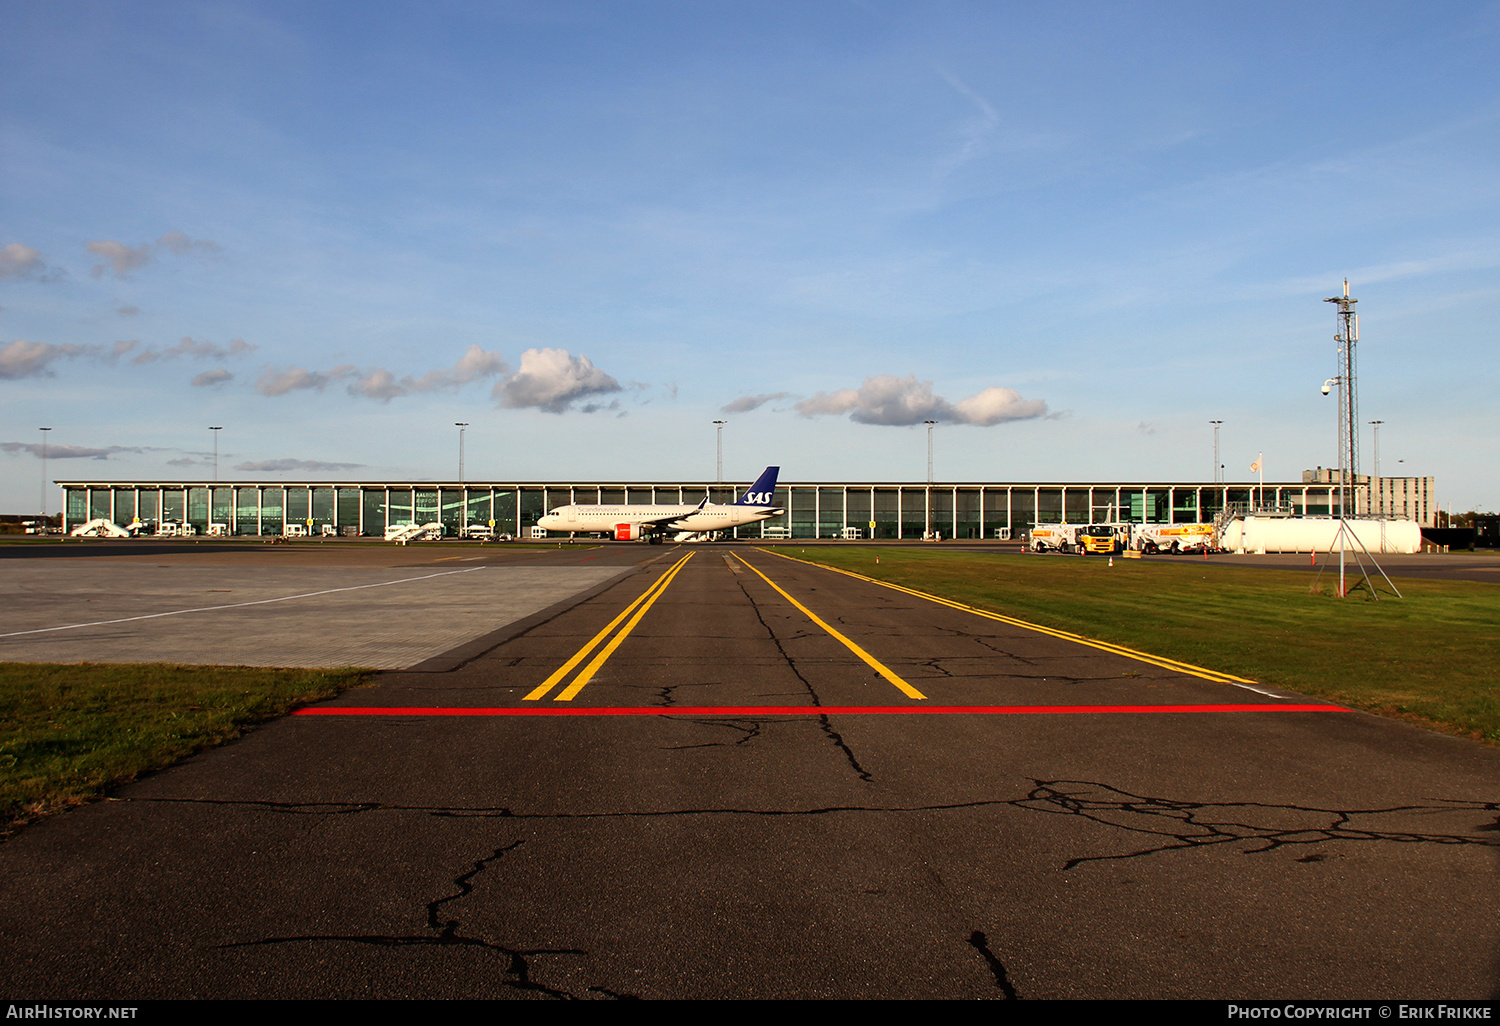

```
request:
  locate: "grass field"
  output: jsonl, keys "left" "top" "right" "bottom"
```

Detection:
{"left": 777, "top": 547, "right": 1500, "bottom": 745}
{"left": 0, "top": 663, "right": 372, "bottom": 835}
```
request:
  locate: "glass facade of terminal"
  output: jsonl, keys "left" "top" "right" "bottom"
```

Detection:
{"left": 57, "top": 479, "right": 1352, "bottom": 539}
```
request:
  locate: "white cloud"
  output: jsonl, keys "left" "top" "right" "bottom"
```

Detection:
{"left": 440, "top": 344, "right": 509, "bottom": 387}
{"left": 0, "top": 340, "right": 114, "bottom": 381}
{"left": 494, "top": 348, "right": 622, "bottom": 413}
{"left": 234, "top": 458, "right": 365, "bottom": 472}
{"left": 1, "top": 340, "right": 68, "bottom": 379}
{"left": 2, "top": 441, "right": 145, "bottom": 460}
{"left": 796, "top": 374, "right": 946, "bottom": 425}
{"left": 348, "top": 368, "right": 405, "bottom": 401}
{"left": 86, "top": 240, "right": 153, "bottom": 278}
{"left": 154, "top": 230, "right": 220, "bottom": 257}
{"left": 0, "top": 243, "right": 51, "bottom": 281}
{"left": 3, "top": 336, "right": 244, "bottom": 381}
{"left": 255, "top": 364, "right": 357, "bottom": 396}
{"left": 87, "top": 232, "right": 220, "bottom": 278}
{"left": 952, "top": 386, "right": 1050, "bottom": 426}
{"left": 192, "top": 368, "right": 234, "bottom": 387}
{"left": 348, "top": 345, "right": 508, "bottom": 401}
{"left": 796, "top": 374, "right": 1047, "bottom": 426}
{"left": 254, "top": 346, "right": 508, "bottom": 401}
{"left": 722, "top": 392, "right": 793, "bottom": 414}
{"left": 131, "top": 336, "right": 256, "bottom": 364}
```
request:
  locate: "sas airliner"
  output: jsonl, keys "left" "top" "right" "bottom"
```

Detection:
{"left": 536, "top": 466, "right": 784, "bottom": 543}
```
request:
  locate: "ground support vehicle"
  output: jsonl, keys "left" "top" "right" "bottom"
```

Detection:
{"left": 1134, "top": 523, "right": 1217, "bottom": 554}
{"left": 387, "top": 522, "right": 445, "bottom": 543}
{"left": 1076, "top": 523, "right": 1128, "bottom": 555}
{"left": 1029, "top": 524, "right": 1078, "bottom": 553}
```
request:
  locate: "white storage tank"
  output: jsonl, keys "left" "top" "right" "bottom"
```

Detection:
{"left": 1219, "top": 516, "right": 1422, "bottom": 554}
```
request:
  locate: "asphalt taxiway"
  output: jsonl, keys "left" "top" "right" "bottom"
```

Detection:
{"left": 0, "top": 541, "right": 1495, "bottom": 999}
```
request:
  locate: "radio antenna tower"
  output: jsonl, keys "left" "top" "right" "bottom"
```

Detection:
{"left": 1314, "top": 280, "right": 1400, "bottom": 599}
{"left": 1324, "top": 279, "right": 1359, "bottom": 516}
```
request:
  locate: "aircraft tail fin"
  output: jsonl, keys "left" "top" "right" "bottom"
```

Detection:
{"left": 734, "top": 466, "right": 780, "bottom": 506}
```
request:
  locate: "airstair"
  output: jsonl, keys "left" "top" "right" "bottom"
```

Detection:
{"left": 385, "top": 522, "right": 444, "bottom": 544}
{"left": 69, "top": 518, "right": 132, "bottom": 538}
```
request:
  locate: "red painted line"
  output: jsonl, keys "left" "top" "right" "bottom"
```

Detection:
{"left": 293, "top": 703, "right": 1344, "bottom": 717}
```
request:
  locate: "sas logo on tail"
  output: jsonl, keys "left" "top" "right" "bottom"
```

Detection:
{"left": 741, "top": 491, "right": 774, "bottom": 505}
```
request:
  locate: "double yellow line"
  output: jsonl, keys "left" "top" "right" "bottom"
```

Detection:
{"left": 760, "top": 548, "right": 1270, "bottom": 692}
{"left": 525, "top": 552, "right": 695, "bottom": 702}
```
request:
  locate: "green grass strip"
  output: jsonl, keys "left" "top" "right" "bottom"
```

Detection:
{"left": 0, "top": 662, "right": 373, "bottom": 834}
{"left": 780, "top": 548, "right": 1500, "bottom": 745}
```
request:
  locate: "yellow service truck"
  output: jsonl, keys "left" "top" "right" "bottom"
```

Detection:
{"left": 1075, "top": 523, "right": 1128, "bottom": 555}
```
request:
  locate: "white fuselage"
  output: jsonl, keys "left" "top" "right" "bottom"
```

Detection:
{"left": 537, "top": 503, "right": 782, "bottom": 535}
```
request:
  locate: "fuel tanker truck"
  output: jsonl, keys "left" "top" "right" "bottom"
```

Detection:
{"left": 1028, "top": 523, "right": 1078, "bottom": 552}
{"left": 1133, "top": 522, "right": 1217, "bottom": 554}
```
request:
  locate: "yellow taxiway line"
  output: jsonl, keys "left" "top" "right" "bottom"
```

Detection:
{"left": 525, "top": 552, "right": 695, "bottom": 702}
{"left": 757, "top": 548, "right": 1272, "bottom": 693}
{"left": 733, "top": 554, "right": 927, "bottom": 700}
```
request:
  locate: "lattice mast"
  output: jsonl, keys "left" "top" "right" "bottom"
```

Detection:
{"left": 1324, "top": 280, "right": 1359, "bottom": 517}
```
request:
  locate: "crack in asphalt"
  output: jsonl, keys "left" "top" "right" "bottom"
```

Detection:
{"left": 213, "top": 835, "right": 602, "bottom": 998}
{"left": 1016, "top": 780, "right": 1500, "bottom": 870}
{"left": 665, "top": 717, "right": 763, "bottom": 750}
{"left": 736, "top": 576, "right": 873, "bottom": 782}
{"left": 832, "top": 613, "right": 967, "bottom": 641}
{"left": 968, "top": 636, "right": 1043, "bottom": 665}
{"left": 125, "top": 785, "right": 1500, "bottom": 873}
{"left": 967, "top": 930, "right": 1020, "bottom": 999}
{"left": 427, "top": 839, "right": 521, "bottom": 931}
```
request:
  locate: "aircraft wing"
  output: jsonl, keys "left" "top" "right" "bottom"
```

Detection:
{"left": 636, "top": 498, "right": 708, "bottom": 530}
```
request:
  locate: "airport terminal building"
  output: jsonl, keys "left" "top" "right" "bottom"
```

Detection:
{"left": 55, "top": 475, "right": 1436, "bottom": 539}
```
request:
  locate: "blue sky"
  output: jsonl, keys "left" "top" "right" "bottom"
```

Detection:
{"left": 3, "top": 0, "right": 1497, "bottom": 514}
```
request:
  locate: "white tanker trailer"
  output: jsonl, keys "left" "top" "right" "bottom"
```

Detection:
{"left": 1134, "top": 522, "right": 1216, "bottom": 553}
{"left": 1218, "top": 515, "right": 1421, "bottom": 554}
